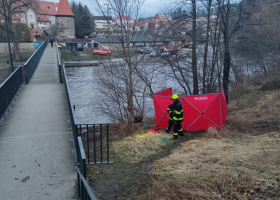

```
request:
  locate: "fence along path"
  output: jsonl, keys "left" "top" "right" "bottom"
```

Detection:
{"left": 0, "top": 44, "right": 76, "bottom": 200}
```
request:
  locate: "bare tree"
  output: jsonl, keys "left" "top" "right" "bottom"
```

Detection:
{"left": 91, "top": 0, "right": 147, "bottom": 134}
{"left": 57, "top": 22, "right": 68, "bottom": 38}
{"left": 202, "top": 0, "right": 212, "bottom": 94}
{"left": 50, "top": 24, "right": 58, "bottom": 37}
{"left": 0, "top": 0, "right": 35, "bottom": 60}
{"left": 191, "top": 0, "right": 199, "bottom": 94}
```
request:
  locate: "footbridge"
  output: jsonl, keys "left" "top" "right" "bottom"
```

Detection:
{"left": 0, "top": 40, "right": 110, "bottom": 200}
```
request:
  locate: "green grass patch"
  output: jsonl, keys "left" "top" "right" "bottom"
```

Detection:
{"left": 233, "top": 90, "right": 268, "bottom": 110}
{"left": 111, "top": 133, "right": 175, "bottom": 164}
{"left": 86, "top": 132, "right": 176, "bottom": 199}
{"left": 0, "top": 53, "right": 33, "bottom": 63}
{"left": 244, "top": 90, "right": 267, "bottom": 108}
{"left": 60, "top": 51, "right": 112, "bottom": 61}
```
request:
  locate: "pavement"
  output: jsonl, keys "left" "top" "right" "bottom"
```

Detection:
{"left": 0, "top": 44, "right": 77, "bottom": 200}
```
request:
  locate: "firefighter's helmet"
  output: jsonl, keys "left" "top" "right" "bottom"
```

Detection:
{"left": 171, "top": 94, "right": 179, "bottom": 100}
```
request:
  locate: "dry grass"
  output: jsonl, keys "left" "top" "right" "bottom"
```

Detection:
{"left": 136, "top": 173, "right": 255, "bottom": 200}
{"left": 136, "top": 133, "right": 280, "bottom": 199}
{"left": 111, "top": 132, "right": 174, "bottom": 164}
{"left": 151, "top": 133, "right": 280, "bottom": 184}
{"left": 222, "top": 89, "right": 280, "bottom": 136}
{"left": 135, "top": 90, "right": 280, "bottom": 200}
{"left": 110, "top": 117, "right": 157, "bottom": 139}
{"left": 88, "top": 84, "right": 280, "bottom": 199}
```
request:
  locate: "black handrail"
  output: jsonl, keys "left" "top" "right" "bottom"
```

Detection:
{"left": 78, "top": 137, "right": 86, "bottom": 177}
{"left": 0, "top": 66, "right": 23, "bottom": 120}
{"left": 61, "top": 62, "right": 112, "bottom": 163}
{"left": 77, "top": 169, "right": 98, "bottom": 200}
{"left": 24, "top": 40, "right": 47, "bottom": 84}
{"left": 77, "top": 137, "right": 98, "bottom": 200}
{"left": 61, "top": 60, "right": 112, "bottom": 199}
{"left": 56, "top": 42, "right": 63, "bottom": 84}
{"left": 76, "top": 124, "right": 110, "bottom": 164}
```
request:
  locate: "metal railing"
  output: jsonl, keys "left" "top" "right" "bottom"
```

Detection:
{"left": 60, "top": 44, "right": 78, "bottom": 55}
{"left": 60, "top": 55, "right": 112, "bottom": 199}
{"left": 56, "top": 42, "right": 62, "bottom": 83}
{"left": 76, "top": 124, "right": 110, "bottom": 164}
{"left": 77, "top": 137, "right": 98, "bottom": 200}
{"left": 0, "top": 66, "right": 23, "bottom": 120}
{"left": 24, "top": 39, "right": 47, "bottom": 84}
{"left": 61, "top": 62, "right": 112, "bottom": 164}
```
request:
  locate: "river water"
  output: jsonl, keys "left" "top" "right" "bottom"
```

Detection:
{"left": 65, "top": 64, "right": 179, "bottom": 124}
{"left": 65, "top": 67, "right": 112, "bottom": 124}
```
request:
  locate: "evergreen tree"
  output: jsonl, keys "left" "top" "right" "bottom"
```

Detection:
{"left": 71, "top": 1, "right": 82, "bottom": 38}
{"left": 80, "top": 8, "right": 91, "bottom": 37}
{"left": 84, "top": 6, "right": 94, "bottom": 34}
{"left": 71, "top": 2, "right": 94, "bottom": 38}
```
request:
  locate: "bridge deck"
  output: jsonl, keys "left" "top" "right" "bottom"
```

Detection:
{"left": 0, "top": 44, "right": 76, "bottom": 200}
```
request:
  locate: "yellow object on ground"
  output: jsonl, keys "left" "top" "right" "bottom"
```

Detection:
{"left": 136, "top": 133, "right": 150, "bottom": 138}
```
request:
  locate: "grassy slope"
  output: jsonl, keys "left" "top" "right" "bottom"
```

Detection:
{"left": 138, "top": 89, "right": 280, "bottom": 200}
{"left": 88, "top": 88, "right": 280, "bottom": 200}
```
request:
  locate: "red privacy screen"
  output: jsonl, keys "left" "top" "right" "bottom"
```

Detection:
{"left": 153, "top": 89, "right": 227, "bottom": 131}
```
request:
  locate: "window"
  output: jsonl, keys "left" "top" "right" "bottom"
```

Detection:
{"left": 61, "top": 21, "right": 63, "bottom": 23}
{"left": 67, "top": 21, "right": 68, "bottom": 23}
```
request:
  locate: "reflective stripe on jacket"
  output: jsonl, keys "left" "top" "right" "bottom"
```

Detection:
{"left": 167, "top": 103, "right": 174, "bottom": 119}
{"left": 173, "top": 101, "right": 183, "bottom": 122}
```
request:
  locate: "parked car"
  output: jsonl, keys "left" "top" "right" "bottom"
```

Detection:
{"left": 150, "top": 50, "right": 160, "bottom": 57}
{"left": 160, "top": 51, "right": 171, "bottom": 57}
{"left": 138, "top": 47, "right": 153, "bottom": 54}
{"left": 93, "top": 48, "right": 111, "bottom": 55}
{"left": 166, "top": 44, "right": 179, "bottom": 55}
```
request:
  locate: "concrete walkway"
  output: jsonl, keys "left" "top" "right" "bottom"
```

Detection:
{"left": 0, "top": 44, "right": 76, "bottom": 200}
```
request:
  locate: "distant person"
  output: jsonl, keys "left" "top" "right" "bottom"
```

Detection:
{"left": 166, "top": 103, "right": 174, "bottom": 134}
{"left": 50, "top": 37, "right": 54, "bottom": 47}
{"left": 171, "top": 94, "right": 184, "bottom": 140}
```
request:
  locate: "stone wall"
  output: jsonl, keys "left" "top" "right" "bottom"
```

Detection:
{"left": 0, "top": 42, "right": 35, "bottom": 56}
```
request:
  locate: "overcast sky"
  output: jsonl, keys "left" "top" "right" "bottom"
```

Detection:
{"left": 80, "top": 0, "right": 171, "bottom": 17}
{"left": 48, "top": 0, "right": 176, "bottom": 17}
{"left": 51, "top": 0, "right": 241, "bottom": 18}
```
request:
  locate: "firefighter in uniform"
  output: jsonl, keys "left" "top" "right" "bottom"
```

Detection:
{"left": 171, "top": 94, "right": 184, "bottom": 139}
{"left": 166, "top": 103, "right": 174, "bottom": 133}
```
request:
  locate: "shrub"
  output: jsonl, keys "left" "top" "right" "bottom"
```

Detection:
{"left": 260, "top": 78, "right": 280, "bottom": 91}
{"left": 14, "top": 23, "right": 31, "bottom": 42}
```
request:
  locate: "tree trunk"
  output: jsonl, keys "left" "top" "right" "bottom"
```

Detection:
{"left": 203, "top": 0, "right": 212, "bottom": 94}
{"left": 192, "top": 0, "right": 198, "bottom": 94}
{"left": 222, "top": 0, "right": 231, "bottom": 104}
{"left": 128, "top": 65, "right": 134, "bottom": 133}
{"left": 208, "top": 5, "right": 221, "bottom": 93}
{"left": 7, "top": 8, "right": 21, "bottom": 61}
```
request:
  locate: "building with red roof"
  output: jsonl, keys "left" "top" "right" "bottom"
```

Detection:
{"left": 11, "top": 0, "right": 75, "bottom": 39}
{"left": 113, "top": 16, "right": 135, "bottom": 31}
{"left": 55, "top": 0, "right": 75, "bottom": 38}
{"left": 56, "top": 0, "right": 74, "bottom": 16}
{"left": 12, "top": 15, "right": 21, "bottom": 23}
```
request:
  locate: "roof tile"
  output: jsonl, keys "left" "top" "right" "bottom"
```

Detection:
{"left": 56, "top": 0, "right": 74, "bottom": 16}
